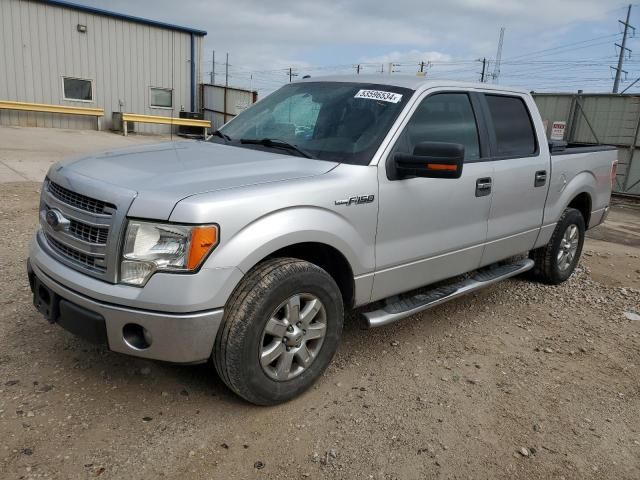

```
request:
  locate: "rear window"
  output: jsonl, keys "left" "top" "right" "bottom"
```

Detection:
{"left": 485, "top": 95, "right": 536, "bottom": 156}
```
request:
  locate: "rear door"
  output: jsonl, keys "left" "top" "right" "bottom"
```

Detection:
{"left": 372, "top": 90, "right": 494, "bottom": 302}
{"left": 478, "top": 93, "right": 551, "bottom": 265}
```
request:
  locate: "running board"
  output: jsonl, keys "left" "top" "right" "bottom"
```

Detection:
{"left": 362, "top": 258, "right": 534, "bottom": 328}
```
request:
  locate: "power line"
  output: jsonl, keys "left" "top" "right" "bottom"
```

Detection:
{"left": 504, "top": 33, "right": 622, "bottom": 62}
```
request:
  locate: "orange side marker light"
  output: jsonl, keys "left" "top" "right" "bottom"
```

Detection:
{"left": 187, "top": 226, "right": 218, "bottom": 269}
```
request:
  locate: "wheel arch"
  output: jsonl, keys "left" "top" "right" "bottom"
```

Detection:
{"left": 204, "top": 207, "right": 374, "bottom": 310}
{"left": 566, "top": 191, "right": 592, "bottom": 228}
{"left": 261, "top": 243, "right": 355, "bottom": 309}
{"left": 543, "top": 170, "right": 597, "bottom": 229}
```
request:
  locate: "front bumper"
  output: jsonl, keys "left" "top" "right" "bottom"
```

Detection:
{"left": 27, "top": 244, "right": 227, "bottom": 364}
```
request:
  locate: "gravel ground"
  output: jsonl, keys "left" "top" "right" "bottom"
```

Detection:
{"left": 0, "top": 126, "right": 170, "bottom": 183}
{"left": 1, "top": 183, "right": 639, "bottom": 480}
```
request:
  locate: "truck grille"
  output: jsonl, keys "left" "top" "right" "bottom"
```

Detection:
{"left": 68, "top": 219, "right": 109, "bottom": 244}
{"left": 45, "top": 233, "right": 105, "bottom": 272}
{"left": 48, "top": 180, "right": 116, "bottom": 215}
{"left": 40, "top": 178, "right": 120, "bottom": 280}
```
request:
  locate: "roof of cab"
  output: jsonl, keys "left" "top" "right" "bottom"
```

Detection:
{"left": 297, "top": 74, "right": 530, "bottom": 95}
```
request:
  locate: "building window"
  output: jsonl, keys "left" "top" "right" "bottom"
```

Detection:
{"left": 62, "top": 77, "right": 93, "bottom": 102}
{"left": 150, "top": 87, "right": 173, "bottom": 108}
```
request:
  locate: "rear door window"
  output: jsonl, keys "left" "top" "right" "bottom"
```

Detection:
{"left": 485, "top": 95, "right": 536, "bottom": 156}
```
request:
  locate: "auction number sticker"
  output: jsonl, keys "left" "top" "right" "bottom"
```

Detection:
{"left": 354, "top": 89, "right": 403, "bottom": 103}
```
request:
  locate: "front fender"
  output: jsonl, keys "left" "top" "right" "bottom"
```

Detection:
{"left": 203, "top": 206, "right": 374, "bottom": 276}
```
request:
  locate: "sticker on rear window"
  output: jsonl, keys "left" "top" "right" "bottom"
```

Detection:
{"left": 354, "top": 89, "right": 403, "bottom": 103}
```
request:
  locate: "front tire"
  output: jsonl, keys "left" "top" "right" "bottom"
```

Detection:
{"left": 530, "top": 207, "right": 585, "bottom": 285}
{"left": 213, "top": 258, "right": 344, "bottom": 405}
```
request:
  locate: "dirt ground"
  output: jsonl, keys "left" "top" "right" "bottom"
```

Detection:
{"left": 1, "top": 183, "right": 639, "bottom": 480}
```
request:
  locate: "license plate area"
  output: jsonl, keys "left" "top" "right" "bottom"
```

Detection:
{"left": 33, "top": 277, "right": 60, "bottom": 323}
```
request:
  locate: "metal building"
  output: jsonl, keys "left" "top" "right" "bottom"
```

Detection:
{"left": 0, "top": 0, "right": 206, "bottom": 133}
{"left": 534, "top": 92, "right": 640, "bottom": 197}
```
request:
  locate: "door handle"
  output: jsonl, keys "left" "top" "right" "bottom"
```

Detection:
{"left": 534, "top": 170, "right": 547, "bottom": 187}
{"left": 475, "top": 177, "right": 492, "bottom": 197}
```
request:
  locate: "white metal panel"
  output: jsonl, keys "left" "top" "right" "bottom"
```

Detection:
{"left": 202, "top": 84, "right": 256, "bottom": 130}
{"left": 0, "top": 0, "right": 201, "bottom": 134}
{"left": 534, "top": 93, "right": 640, "bottom": 196}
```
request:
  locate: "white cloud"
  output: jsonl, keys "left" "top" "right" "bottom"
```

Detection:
{"left": 79, "top": 0, "right": 623, "bottom": 92}
{"left": 361, "top": 50, "right": 452, "bottom": 65}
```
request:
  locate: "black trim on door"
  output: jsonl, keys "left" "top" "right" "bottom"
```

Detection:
{"left": 469, "top": 92, "right": 491, "bottom": 160}
{"left": 464, "top": 92, "right": 540, "bottom": 164}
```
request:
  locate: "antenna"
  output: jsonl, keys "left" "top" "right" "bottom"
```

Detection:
{"left": 492, "top": 27, "right": 505, "bottom": 83}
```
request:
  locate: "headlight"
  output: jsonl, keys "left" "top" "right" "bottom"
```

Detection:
{"left": 120, "top": 220, "right": 219, "bottom": 286}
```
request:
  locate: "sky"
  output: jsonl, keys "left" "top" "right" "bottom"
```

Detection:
{"left": 76, "top": 0, "right": 640, "bottom": 95}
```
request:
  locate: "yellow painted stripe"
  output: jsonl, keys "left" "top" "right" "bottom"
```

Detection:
{"left": 0, "top": 100, "right": 104, "bottom": 116}
{"left": 122, "top": 113, "right": 210, "bottom": 128}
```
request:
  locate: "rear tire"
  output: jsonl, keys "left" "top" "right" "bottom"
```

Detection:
{"left": 530, "top": 207, "right": 585, "bottom": 285}
{"left": 213, "top": 258, "right": 343, "bottom": 405}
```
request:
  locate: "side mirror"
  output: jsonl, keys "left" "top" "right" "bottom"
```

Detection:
{"left": 389, "top": 141, "right": 464, "bottom": 180}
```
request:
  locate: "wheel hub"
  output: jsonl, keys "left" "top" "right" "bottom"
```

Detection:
{"left": 259, "top": 293, "right": 328, "bottom": 381}
{"left": 557, "top": 223, "right": 580, "bottom": 272}
{"left": 285, "top": 325, "right": 305, "bottom": 348}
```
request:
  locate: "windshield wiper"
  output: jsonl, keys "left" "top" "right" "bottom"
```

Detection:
{"left": 211, "top": 130, "right": 232, "bottom": 142}
{"left": 240, "top": 138, "right": 314, "bottom": 159}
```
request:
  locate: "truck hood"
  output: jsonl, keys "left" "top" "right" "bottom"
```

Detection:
{"left": 59, "top": 141, "right": 338, "bottom": 219}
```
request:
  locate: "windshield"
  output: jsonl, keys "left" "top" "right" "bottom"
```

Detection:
{"left": 212, "top": 82, "right": 413, "bottom": 165}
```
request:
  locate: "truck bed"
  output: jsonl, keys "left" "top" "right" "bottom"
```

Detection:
{"left": 550, "top": 142, "right": 617, "bottom": 156}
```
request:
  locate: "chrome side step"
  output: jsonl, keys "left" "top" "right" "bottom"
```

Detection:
{"left": 362, "top": 258, "right": 534, "bottom": 328}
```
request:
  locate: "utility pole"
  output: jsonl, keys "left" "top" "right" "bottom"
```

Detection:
{"left": 480, "top": 57, "right": 487, "bottom": 83}
{"left": 355, "top": 64, "right": 361, "bottom": 74}
{"left": 418, "top": 61, "right": 425, "bottom": 77}
{"left": 211, "top": 50, "right": 215, "bottom": 84}
{"left": 417, "top": 61, "right": 430, "bottom": 77}
{"left": 288, "top": 67, "right": 299, "bottom": 82}
{"left": 613, "top": 4, "right": 635, "bottom": 93}
{"left": 491, "top": 27, "right": 505, "bottom": 83}
{"left": 225, "top": 52, "right": 229, "bottom": 87}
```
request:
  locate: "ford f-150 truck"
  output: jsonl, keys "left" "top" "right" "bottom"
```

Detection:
{"left": 28, "top": 76, "right": 618, "bottom": 405}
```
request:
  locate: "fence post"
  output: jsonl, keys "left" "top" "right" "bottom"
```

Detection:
{"left": 567, "top": 90, "right": 582, "bottom": 143}
{"left": 623, "top": 104, "right": 640, "bottom": 192}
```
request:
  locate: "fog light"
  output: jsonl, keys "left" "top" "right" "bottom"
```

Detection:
{"left": 123, "top": 323, "right": 152, "bottom": 350}
{"left": 120, "top": 260, "right": 155, "bottom": 286}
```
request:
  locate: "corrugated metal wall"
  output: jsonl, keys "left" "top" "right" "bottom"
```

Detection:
{"left": 534, "top": 93, "right": 640, "bottom": 196}
{"left": 202, "top": 84, "right": 257, "bottom": 130}
{"left": 0, "top": 0, "right": 202, "bottom": 133}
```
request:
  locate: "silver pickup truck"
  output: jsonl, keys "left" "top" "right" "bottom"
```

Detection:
{"left": 28, "top": 76, "right": 617, "bottom": 404}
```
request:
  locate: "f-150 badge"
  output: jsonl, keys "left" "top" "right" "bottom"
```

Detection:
{"left": 335, "top": 194, "right": 375, "bottom": 206}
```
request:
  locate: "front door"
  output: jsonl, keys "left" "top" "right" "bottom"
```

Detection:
{"left": 372, "top": 91, "right": 494, "bottom": 302}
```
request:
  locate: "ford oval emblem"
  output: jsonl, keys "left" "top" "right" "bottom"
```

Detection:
{"left": 46, "top": 209, "right": 64, "bottom": 230}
